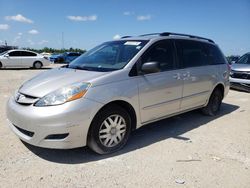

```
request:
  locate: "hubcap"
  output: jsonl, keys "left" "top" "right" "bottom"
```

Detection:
{"left": 99, "top": 114, "right": 127, "bottom": 147}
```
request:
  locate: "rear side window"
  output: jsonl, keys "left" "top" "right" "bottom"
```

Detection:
{"left": 8, "top": 51, "right": 22, "bottom": 57}
{"left": 141, "top": 40, "right": 175, "bottom": 72}
{"left": 176, "top": 40, "right": 208, "bottom": 68}
{"left": 203, "top": 44, "right": 226, "bottom": 65}
{"left": 21, "top": 51, "right": 37, "bottom": 56}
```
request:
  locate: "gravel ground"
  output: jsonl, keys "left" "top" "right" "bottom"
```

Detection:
{"left": 0, "top": 65, "right": 250, "bottom": 188}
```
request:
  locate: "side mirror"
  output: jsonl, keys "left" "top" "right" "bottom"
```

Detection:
{"left": 141, "top": 61, "right": 160, "bottom": 74}
{"left": 4, "top": 54, "right": 9, "bottom": 58}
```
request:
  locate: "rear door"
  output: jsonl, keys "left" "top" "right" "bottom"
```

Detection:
{"left": 21, "top": 51, "right": 38, "bottom": 67}
{"left": 137, "top": 40, "right": 183, "bottom": 123}
{"left": 175, "top": 40, "right": 217, "bottom": 110}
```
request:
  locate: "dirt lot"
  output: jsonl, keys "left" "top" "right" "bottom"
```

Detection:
{"left": 0, "top": 65, "right": 250, "bottom": 188}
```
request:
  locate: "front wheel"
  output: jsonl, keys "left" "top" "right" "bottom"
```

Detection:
{"left": 202, "top": 88, "right": 223, "bottom": 116}
{"left": 87, "top": 104, "right": 131, "bottom": 154}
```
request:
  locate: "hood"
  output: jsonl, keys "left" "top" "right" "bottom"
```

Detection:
{"left": 19, "top": 68, "right": 108, "bottom": 98}
{"left": 231, "top": 63, "right": 250, "bottom": 72}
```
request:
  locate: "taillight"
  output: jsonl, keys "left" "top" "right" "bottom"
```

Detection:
{"left": 43, "top": 56, "right": 48, "bottom": 60}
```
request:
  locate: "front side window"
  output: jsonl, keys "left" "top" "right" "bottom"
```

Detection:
{"left": 141, "top": 40, "right": 175, "bottom": 72}
{"left": 176, "top": 40, "right": 208, "bottom": 68}
{"left": 8, "top": 51, "right": 22, "bottom": 57}
{"left": 68, "top": 40, "right": 148, "bottom": 72}
{"left": 236, "top": 54, "right": 250, "bottom": 64}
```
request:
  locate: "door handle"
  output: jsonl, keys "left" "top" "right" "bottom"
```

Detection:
{"left": 183, "top": 72, "right": 190, "bottom": 77}
{"left": 173, "top": 73, "right": 181, "bottom": 80}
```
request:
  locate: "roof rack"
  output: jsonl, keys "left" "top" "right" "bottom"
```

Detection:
{"left": 120, "top": 32, "right": 214, "bottom": 43}
{"left": 160, "top": 32, "right": 214, "bottom": 43}
{"left": 121, "top": 36, "right": 132, "bottom": 39}
{"left": 139, "top": 33, "right": 161, "bottom": 37}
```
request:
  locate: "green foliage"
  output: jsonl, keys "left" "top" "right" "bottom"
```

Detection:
{"left": 22, "top": 47, "right": 86, "bottom": 54}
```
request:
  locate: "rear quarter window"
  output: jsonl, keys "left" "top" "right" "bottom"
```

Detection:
{"left": 203, "top": 43, "right": 226, "bottom": 65}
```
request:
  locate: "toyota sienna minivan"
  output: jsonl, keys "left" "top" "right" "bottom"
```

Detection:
{"left": 6, "top": 32, "right": 230, "bottom": 154}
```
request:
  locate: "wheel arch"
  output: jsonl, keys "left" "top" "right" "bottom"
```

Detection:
{"left": 91, "top": 100, "right": 137, "bottom": 132}
{"left": 87, "top": 100, "right": 137, "bottom": 145}
{"left": 213, "top": 83, "right": 225, "bottom": 98}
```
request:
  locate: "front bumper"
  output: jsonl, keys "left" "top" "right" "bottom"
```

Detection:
{"left": 6, "top": 96, "right": 102, "bottom": 149}
{"left": 229, "top": 77, "right": 250, "bottom": 92}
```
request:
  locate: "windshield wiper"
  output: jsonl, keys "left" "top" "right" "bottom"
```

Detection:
{"left": 69, "top": 65, "right": 93, "bottom": 71}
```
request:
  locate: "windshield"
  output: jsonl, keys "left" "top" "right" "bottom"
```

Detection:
{"left": 0, "top": 51, "right": 8, "bottom": 56}
{"left": 68, "top": 40, "right": 148, "bottom": 72}
{"left": 236, "top": 54, "right": 250, "bottom": 64}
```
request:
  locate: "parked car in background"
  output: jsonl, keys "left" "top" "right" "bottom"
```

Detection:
{"left": 49, "top": 52, "right": 81, "bottom": 63}
{"left": 7, "top": 32, "right": 229, "bottom": 154}
{"left": 230, "top": 52, "right": 250, "bottom": 92}
{"left": 49, "top": 53, "right": 62, "bottom": 63}
{"left": 40, "top": 52, "right": 51, "bottom": 59}
{"left": 0, "top": 49, "right": 51, "bottom": 69}
{"left": 227, "top": 55, "right": 240, "bottom": 64}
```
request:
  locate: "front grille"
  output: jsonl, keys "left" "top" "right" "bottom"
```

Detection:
{"left": 231, "top": 71, "right": 250, "bottom": 80}
{"left": 14, "top": 125, "right": 34, "bottom": 137}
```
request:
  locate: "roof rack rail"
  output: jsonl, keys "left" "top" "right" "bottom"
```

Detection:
{"left": 160, "top": 32, "right": 214, "bottom": 43}
{"left": 139, "top": 33, "right": 161, "bottom": 37}
{"left": 121, "top": 36, "right": 132, "bottom": 39}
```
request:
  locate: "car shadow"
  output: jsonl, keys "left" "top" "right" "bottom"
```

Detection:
{"left": 23, "top": 102, "right": 239, "bottom": 164}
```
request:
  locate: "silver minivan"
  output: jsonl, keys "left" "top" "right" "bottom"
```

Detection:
{"left": 6, "top": 32, "right": 230, "bottom": 154}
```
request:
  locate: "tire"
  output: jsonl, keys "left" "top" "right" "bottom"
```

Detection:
{"left": 87, "top": 104, "right": 132, "bottom": 154}
{"left": 0, "top": 62, "right": 2, "bottom": 69}
{"left": 202, "top": 88, "right": 223, "bottom": 116}
{"left": 33, "top": 61, "right": 42, "bottom": 69}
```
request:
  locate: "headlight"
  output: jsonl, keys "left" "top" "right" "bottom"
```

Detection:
{"left": 34, "top": 82, "right": 91, "bottom": 107}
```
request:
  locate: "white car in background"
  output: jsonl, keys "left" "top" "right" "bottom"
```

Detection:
{"left": 0, "top": 49, "right": 51, "bottom": 69}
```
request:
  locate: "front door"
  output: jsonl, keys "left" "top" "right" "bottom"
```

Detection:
{"left": 5, "top": 51, "right": 22, "bottom": 67}
{"left": 137, "top": 40, "right": 183, "bottom": 123}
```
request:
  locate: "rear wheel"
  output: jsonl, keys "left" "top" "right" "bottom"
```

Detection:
{"left": 202, "top": 88, "right": 223, "bottom": 116}
{"left": 87, "top": 104, "right": 131, "bottom": 154}
{"left": 0, "top": 62, "right": 2, "bottom": 68}
{"left": 33, "top": 61, "right": 42, "bottom": 69}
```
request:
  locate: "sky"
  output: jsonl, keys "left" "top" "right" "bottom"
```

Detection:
{"left": 0, "top": 0, "right": 249, "bottom": 55}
